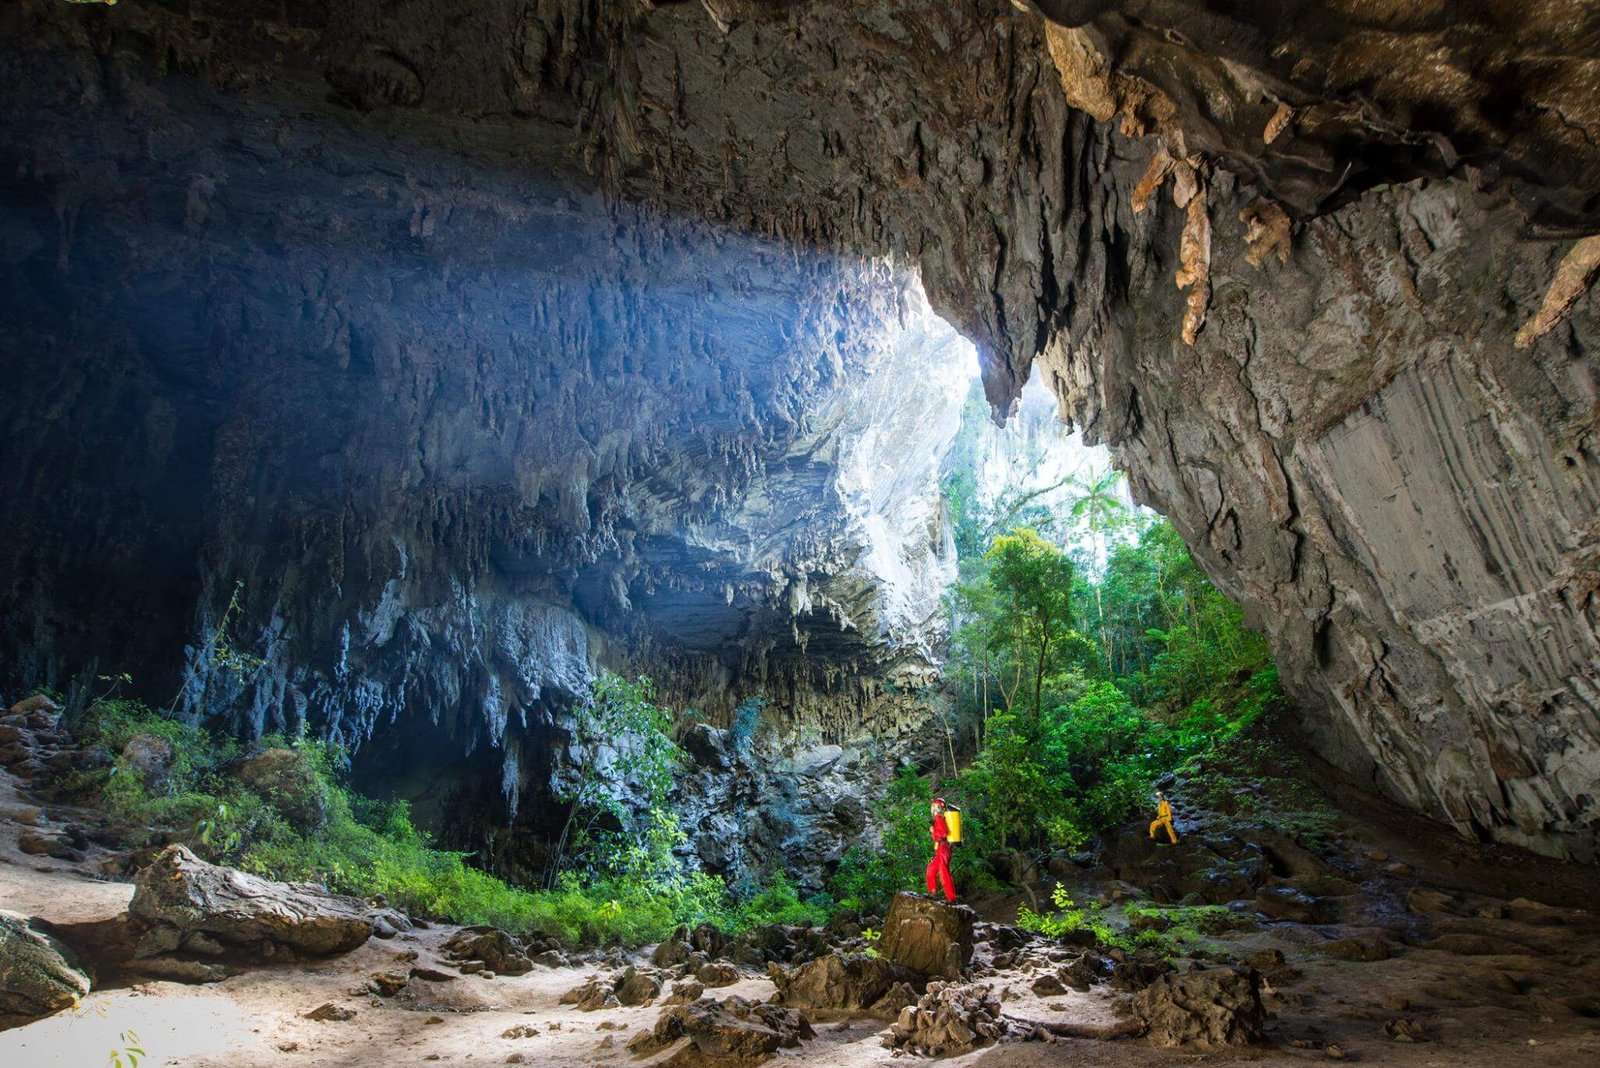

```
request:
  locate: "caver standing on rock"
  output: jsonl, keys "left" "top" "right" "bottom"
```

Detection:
{"left": 1149, "top": 790, "right": 1178, "bottom": 844}
{"left": 926, "top": 797, "right": 956, "bottom": 902}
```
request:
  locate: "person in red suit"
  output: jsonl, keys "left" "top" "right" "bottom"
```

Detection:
{"left": 925, "top": 797, "right": 956, "bottom": 902}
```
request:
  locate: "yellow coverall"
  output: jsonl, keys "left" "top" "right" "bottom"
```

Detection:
{"left": 1149, "top": 798, "right": 1178, "bottom": 843}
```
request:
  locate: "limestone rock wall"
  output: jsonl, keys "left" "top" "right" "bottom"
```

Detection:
{"left": 1, "top": 0, "right": 1597, "bottom": 863}
{"left": 0, "top": 1, "right": 968, "bottom": 870}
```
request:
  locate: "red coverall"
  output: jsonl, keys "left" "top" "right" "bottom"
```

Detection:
{"left": 925, "top": 812, "right": 956, "bottom": 902}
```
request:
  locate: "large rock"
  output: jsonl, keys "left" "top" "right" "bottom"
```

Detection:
{"left": 129, "top": 845, "right": 371, "bottom": 959}
{"left": 1131, "top": 968, "right": 1266, "bottom": 1047}
{"left": 119, "top": 733, "right": 176, "bottom": 791}
{"left": 233, "top": 748, "right": 328, "bottom": 832}
{"left": 7, "top": 695, "right": 59, "bottom": 726}
{"left": 0, "top": 911, "right": 92, "bottom": 1029}
{"left": 442, "top": 926, "right": 533, "bottom": 976}
{"left": 633, "top": 995, "right": 815, "bottom": 1062}
{"left": 882, "top": 981, "right": 1023, "bottom": 1056}
{"left": 769, "top": 953, "right": 913, "bottom": 1016}
{"left": 615, "top": 966, "right": 663, "bottom": 1007}
{"left": 879, "top": 893, "right": 975, "bottom": 979}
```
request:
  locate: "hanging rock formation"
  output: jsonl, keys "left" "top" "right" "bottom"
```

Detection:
{"left": 0, "top": 0, "right": 1596, "bottom": 865}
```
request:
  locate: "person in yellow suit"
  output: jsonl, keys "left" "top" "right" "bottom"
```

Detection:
{"left": 1149, "top": 790, "right": 1178, "bottom": 844}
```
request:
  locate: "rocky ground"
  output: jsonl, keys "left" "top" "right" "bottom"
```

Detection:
{"left": 3, "top": 696, "right": 1600, "bottom": 1067}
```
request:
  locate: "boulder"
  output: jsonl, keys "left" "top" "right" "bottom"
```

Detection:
{"left": 368, "top": 971, "right": 409, "bottom": 997}
{"left": 645, "top": 995, "right": 815, "bottom": 1062}
{"left": 129, "top": 845, "right": 370, "bottom": 959}
{"left": 732, "top": 923, "right": 830, "bottom": 966}
{"left": 1031, "top": 971, "right": 1068, "bottom": 997}
{"left": 18, "top": 830, "right": 77, "bottom": 860}
{"left": 879, "top": 893, "right": 975, "bottom": 979}
{"left": 8, "top": 695, "right": 60, "bottom": 725}
{"left": 0, "top": 911, "right": 92, "bottom": 1029}
{"left": 119, "top": 733, "right": 176, "bottom": 790}
{"left": 1131, "top": 967, "right": 1265, "bottom": 1046}
{"left": 233, "top": 748, "right": 328, "bottom": 832}
{"left": 561, "top": 978, "right": 620, "bottom": 1011}
{"left": 689, "top": 922, "right": 728, "bottom": 958}
{"left": 652, "top": 927, "right": 691, "bottom": 967}
{"left": 664, "top": 979, "right": 704, "bottom": 1005}
{"left": 882, "top": 981, "right": 1023, "bottom": 1056}
{"left": 305, "top": 1002, "right": 356, "bottom": 1022}
{"left": 1062, "top": 951, "right": 1109, "bottom": 990}
{"left": 615, "top": 966, "right": 662, "bottom": 1006}
{"left": 698, "top": 961, "right": 740, "bottom": 987}
{"left": 769, "top": 953, "right": 910, "bottom": 1015}
{"left": 442, "top": 926, "right": 533, "bottom": 976}
{"left": 1111, "top": 957, "right": 1174, "bottom": 993}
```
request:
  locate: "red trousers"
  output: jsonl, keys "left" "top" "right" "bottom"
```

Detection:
{"left": 925, "top": 841, "right": 955, "bottom": 901}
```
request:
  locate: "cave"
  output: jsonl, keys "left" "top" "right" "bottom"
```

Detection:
{"left": 3, "top": 1, "right": 1599, "bottom": 1064}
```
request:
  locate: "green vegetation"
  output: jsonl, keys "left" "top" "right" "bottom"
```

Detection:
{"left": 837, "top": 415, "right": 1286, "bottom": 905}
{"left": 52, "top": 672, "right": 826, "bottom": 947}
{"left": 936, "top": 488, "right": 1283, "bottom": 856}
{"left": 830, "top": 766, "right": 999, "bottom": 914}
{"left": 1016, "top": 885, "right": 1244, "bottom": 958}
{"left": 43, "top": 404, "right": 1288, "bottom": 953}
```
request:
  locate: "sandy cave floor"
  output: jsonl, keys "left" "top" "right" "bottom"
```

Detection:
{"left": 3, "top": 761, "right": 1600, "bottom": 1068}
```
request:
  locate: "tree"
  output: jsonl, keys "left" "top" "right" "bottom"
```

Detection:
{"left": 1068, "top": 467, "right": 1128, "bottom": 671}
{"left": 961, "top": 713, "right": 1056, "bottom": 848}
{"left": 545, "top": 671, "right": 680, "bottom": 888}
{"left": 984, "top": 529, "right": 1078, "bottom": 721}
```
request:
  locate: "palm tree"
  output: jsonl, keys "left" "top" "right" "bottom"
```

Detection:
{"left": 1069, "top": 466, "right": 1127, "bottom": 671}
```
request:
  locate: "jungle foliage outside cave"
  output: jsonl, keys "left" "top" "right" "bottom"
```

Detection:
{"left": 830, "top": 385, "right": 1285, "bottom": 914}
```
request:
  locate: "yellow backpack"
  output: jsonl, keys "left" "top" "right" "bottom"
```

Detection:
{"left": 944, "top": 806, "right": 963, "bottom": 844}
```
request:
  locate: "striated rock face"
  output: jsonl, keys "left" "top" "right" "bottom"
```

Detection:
{"left": 0, "top": 0, "right": 1597, "bottom": 863}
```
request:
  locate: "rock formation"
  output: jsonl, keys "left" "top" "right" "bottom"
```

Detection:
{"left": 879, "top": 892, "right": 976, "bottom": 979}
{"left": 128, "top": 844, "right": 373, "bottom": 960}
{"left": 1130, "top": 967, "right": 1267, "bottom": 1047}
{"left": 0, "top": 910, "right": 91, "bottom": 1029}
{"left": 0, "top": 0, "right": 1596, "bottom": 864}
